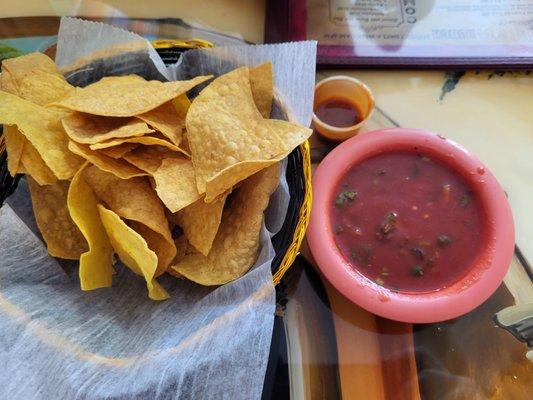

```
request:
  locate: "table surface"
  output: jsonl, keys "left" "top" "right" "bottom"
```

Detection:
{"left": 0, "top": 2, "right": 531, "bottom": 399}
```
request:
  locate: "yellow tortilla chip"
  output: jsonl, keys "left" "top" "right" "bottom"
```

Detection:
{"left": 98, "top": 143, "right": 138, "bottom": 159}
{"left": 186, "top": 67, "right": 311, "bottom": 200}
{"left": 1, "top": 67, "right": 26, "bottom": 176}
{"left": 1, "top": 65, "right": 26, "bottom": 177}
{"left": 1, "top": 54, "right": 74, "bottom": 181}
{"left": 0, "top": 68, "right": 19, "bottom": 95}
{"left": 175, "top": 193, "right": 227, "bottom": 256}
{"left": 202, "top": 121, "right": 306, "bottom": 202}
{"left": 20, "top": 141, "right": 58, "bottom": 185}
{"left": 3, "top": 125, "right": 25, "bottom": 176}
{"left": 88, "top": 133, "right": 188, "bottom": 156}
{"left": 4, "top": 123, "right": 59, "bottom": 186}
{"left": 2, "top": 54, "right": 73, "bottom": 106}
{"left": 204, "top": 119, "right": 312, "bottom": 203}
{"left": 68, "top": 164, "right": 114, "bottom": 290}
{"left": 249, "top": 62, "right": 273, "bottom": 118}
{"left": 2, "top": 53, "right": 60, "bottom": 80}
{"left": 136, "top": 101, "right": 183, "bottom": 145}
{"left": 27, "top": 177, "right": 88, "bottom": 260}
{"left": 98, "top": 205, "right": 169, "bottom": 300}
{"left": 122, "top": 145, "right": 175, "bottom": 172}
{"left": 201, "top": 119, "right": 309, "bottom": 202}
{"left": 17, "top": 70, "right": 74, "bottom": 105}
{"left": 1, "top": 54, "right": 79, "bottom": 180}
{"left": 170, "top": 164, "right": 280, "bottom": 285}
{"left": 83, "top": 166, "right": 176, "bottom": 275}
{"left": 0, "top": 91, "right": 84, "bottom": 179}
{"left": 124, "top": 147, "right": 201, "bottom": 212}
{"left": 154, "top": 158, "right": 201, "bottom": 212}
{"left": 129, "top": 221, "right": 177, "bottom": 276}
{"left": 185, "top": 67, "right": 279, "bottom": 193}
{"left": 62, "top": 112, "right": 154, "bottom": 144}
{"left": 265, "top": 119, "right": 313, "bottom": 155}
{"left": 68, "top": 140, "right": 146, "bottom": 179}
{"left": 52, "top": 75, "right": 213, "bottom": 117}
{"left": 172, "top": 93, "right": 191, "bottom": 120}
{"left": 204, "top": 159, "right": 279, "bottom": 203}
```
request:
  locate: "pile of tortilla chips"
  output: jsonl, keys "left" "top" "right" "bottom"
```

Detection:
{"left": 0, "top": 53, "right": 311, "bottom": 300}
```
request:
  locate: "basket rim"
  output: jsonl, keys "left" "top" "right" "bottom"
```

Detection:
{"left": 272, "top": 140, "right": 312, "bottom": 285}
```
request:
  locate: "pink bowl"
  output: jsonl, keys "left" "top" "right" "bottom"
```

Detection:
{"left": 307, "top": 128, "right": 514, "bottom": 323}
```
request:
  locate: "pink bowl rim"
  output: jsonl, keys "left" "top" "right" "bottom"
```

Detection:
{"left": 307, "top": 128, "right": 515, "bottom": 323}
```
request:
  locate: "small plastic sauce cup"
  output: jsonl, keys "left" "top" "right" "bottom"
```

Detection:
{"left": 312, "top": 76, "right": 375, "bottom": 141}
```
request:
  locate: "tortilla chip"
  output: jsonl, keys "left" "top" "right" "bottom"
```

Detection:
{"left": 170, "top": 164, "right": 280, "bottom": 285}
{"left": 204, "top": 159, "right": 279, "bottom": 203}
{"left": 1, "top": 53, "right": 60, "bottom": 80}
{"left": 0, "top": 91, "right": 84, "bottom": 179}
{"left": 98, "top": 205, "right": 169, "bottom": 300}
{"left": 52, "top": 75, "right": 212, "bottom": 117}
{"left": 68, "top": 141, "right": 146, "bottom": 179}
{"left": 20, "top": 141, "right": 58, "bottom": 185}
{"left": 124, "top": 147, "right": 201, "bottom": 212}
{"left": 1, "top": 54, "right": 76, "bottom": 179}
{"left": 156, "top": 158, "right": 202, "bottom": 212}
{"left": 88, "top": 133, "right": 188, "bottom": 156}
{"left": 83, "top": 166, "right": 176, "bottom": 275}
{"left": 185, "top": 67, "right": 279, "bottom": 193}
{"left": 249, "top": 62, "right": 273, "bottom": 118}
{"left": 98, "top": 143, "right": 138, "bottom": 159}
{"left": 17, "top": 70, "right": 74, "bottom": 105}
{"left": 186, "top": 67, "right": 311, "bottom": 200}
{"left": 200, "top": 119, "right": 310, "bottom": 202}
{"left": 136, "top": 101, "right": 183, "bottom": 145}
{"left": 4, "top": 125, "right": 25, "bottom": 176}
{"left": 200, "top": 119, "right": 310, "bottom": 203}
{"left": 1, "top": 69, "right": 25, "bottom": 180}
{"left": 62, "top": 112, "right": 154, "bottom": 144}
{"left": 122, "top": 145, "right": 175, "bottom": 173}
{"left": 129, "top": 221, "right": 177, "bottom": 276}
{"left": 1, "top": 57, "right": 24, "bottom": 176}
{"left": 68, "top": 164, "right": 114, "bottom": 290}
{"left": 0, "top": 68, "right": 19, "bottom": 94}
{"left": 175, "top": 193, "right": 227, "bottom": 256}
{"left": 27, "top": 177, "right": 88, "bottom": 260}
{"left": 172, "top": 93, "right": 191, "bottom": 120}
{"left": 2, "top": 53, "right": 73, "bottom": 106}
{"left": 201, "top": 119, "right": 307, "bottom": 202}
{"left": 265, "top": 119, "right": 313, "bottom": 155}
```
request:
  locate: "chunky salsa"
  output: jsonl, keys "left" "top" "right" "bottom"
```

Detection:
{"left": 331, "top": 152, "right": 486, "bottom": 292}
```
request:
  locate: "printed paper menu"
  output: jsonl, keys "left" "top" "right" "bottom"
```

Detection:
{"left": 307, "top": 0, "right": 533, "bottom": 57}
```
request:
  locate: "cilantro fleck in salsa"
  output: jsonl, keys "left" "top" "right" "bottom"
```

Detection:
{"left": 331, "top": 152, "right": 486, "bottom": 292}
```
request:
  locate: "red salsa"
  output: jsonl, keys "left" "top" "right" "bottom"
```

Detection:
{"left": 315, "top": 98, "right": 362, "bottom": 127}
{"left": 331, "top": 152, "right": 486, "bottom": 292}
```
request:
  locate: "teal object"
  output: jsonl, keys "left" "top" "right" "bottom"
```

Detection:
{"left": 0, "top": 35, "right": 58, "bottom": 58}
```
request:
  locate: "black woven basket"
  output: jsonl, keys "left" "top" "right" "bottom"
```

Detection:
{"left": 0, "top": 46, "right": 311, "bottom": 283}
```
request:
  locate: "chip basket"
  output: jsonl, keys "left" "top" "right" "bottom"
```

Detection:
{"left": 0, "top": 42, "right": 312, "bottom": 286}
